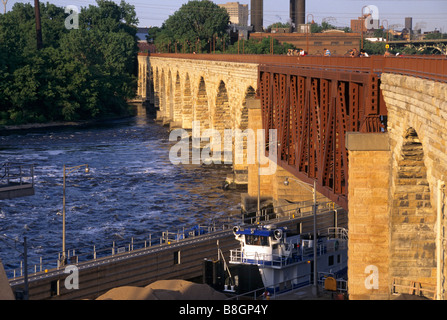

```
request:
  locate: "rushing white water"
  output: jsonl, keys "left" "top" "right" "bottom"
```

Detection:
{"left": 0, "top": 114, "right": 241, "bottom": 272}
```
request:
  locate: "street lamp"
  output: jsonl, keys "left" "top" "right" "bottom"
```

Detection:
{"left": 360, "top": 5, "right": 369, "bottom": 50}
{"left": 61, "top": 164, "right": 89, "bottom": 266}
{"left": 306, "top": 14, "right": 314, "bottom": 54}
{"left": 284, "top": 176, "right": 319, "bottom": 296}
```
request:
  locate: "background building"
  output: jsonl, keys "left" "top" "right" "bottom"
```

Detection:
{"left": 289, "top": 0, "right": 305, "bottom": 32}
{"left": 250, "top": 0, "right": 263, "bottom": 32}
{"left": 219, "top": 2, "right": 249, "bottom": 26}
{"left": 250, "top": 30, "right": 361, "bottom": 55}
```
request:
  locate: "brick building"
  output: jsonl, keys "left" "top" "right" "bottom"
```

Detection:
{"left": 250, "top": 30, "right": 361, "bottom": 55}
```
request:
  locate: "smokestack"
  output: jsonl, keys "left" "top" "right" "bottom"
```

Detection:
{"left": 251, "top": 0, "right": 263, "bottom": 32}
{"left": 290, "top": 0, "right": 305, "bottom": 32}
{"left": 34, "top": 0, "right": 43, "bottom": 50}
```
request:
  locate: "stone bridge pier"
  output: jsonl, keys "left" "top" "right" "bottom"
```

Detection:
{"left": 138, "top": 54, "right": 258, "bottom": 186}
{"left": 138, "top": 54, "right": 447, "bottom": 299}
{"left": 347, "top": 74, "right": 447, "bottom": 300}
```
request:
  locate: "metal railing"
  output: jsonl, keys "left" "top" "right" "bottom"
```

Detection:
{"left": 0, "top": 162, "right": 34, "bottom": 188}
{"left": 391, "top": 277, "right": 436, "bottom": 300}
{"left": 5, "top": 200, "right": 344, "bottom": 280}
{"left": 227, "top": 274, "right": 312, "bottom": 300}
{"left": 147, "top": 53, "right": 447, "bottom": 83}
{"left": 227, "top": 271, "right": 347, "bottom": 300}
{"left": 229, "top": 226, "right": 348, "bottom": 268}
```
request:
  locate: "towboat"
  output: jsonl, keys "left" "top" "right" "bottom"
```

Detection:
{"left": 228, "top": 224, "right": 348, "bottom": 294}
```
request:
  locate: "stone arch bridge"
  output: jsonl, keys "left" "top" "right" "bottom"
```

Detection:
{"left": 138, "top": 53, "right": 447, "bottom": 300}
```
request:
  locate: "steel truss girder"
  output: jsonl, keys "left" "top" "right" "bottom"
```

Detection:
{"left": 258, "top": 66, "right": 387, "bottom": 210}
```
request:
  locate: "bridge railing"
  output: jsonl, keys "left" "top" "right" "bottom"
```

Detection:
{"left": 147, "top": 53, "right": 447, "bottom": 83}
{"left": 383, "top": 55, "right": 447, "bottom": 83}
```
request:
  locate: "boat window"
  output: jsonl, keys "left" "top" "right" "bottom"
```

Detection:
{"left": 328, "top": 255, "right": 334, "bottom": 266}
{"left": 245, "top": 235, "right": 269, "bottom": 246}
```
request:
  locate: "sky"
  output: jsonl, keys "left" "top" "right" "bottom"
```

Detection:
{"left": 3, "top": 0, "right": 447, "bottom": 32}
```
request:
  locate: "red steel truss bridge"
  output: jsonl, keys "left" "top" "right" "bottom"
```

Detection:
{"left": 146, "top": 53, "right": 447, "bottom": 210}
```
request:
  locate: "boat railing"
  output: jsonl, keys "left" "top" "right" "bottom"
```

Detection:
{"left": 229, "top": 242, "right": 329, "bottom": 267}
{"left": 227, "top": 271, "right": 347, "bottom": 300}
{"left": 230, "top": 249, "right": 287, "bottom": 267}
{"left": 318, "top": 271, "right": 348, "bottom": 292}
{"left": 227, "top": 273, "right": 312, "bottom": 300}
{"left": 326, "top": 227, "right": 349, "bottom": 240}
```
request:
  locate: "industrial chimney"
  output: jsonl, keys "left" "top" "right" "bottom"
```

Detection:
{"left": 250, "top": 0, "right": 263, "bottom": 32}
{"left": 290, "top": 0, "right": 305, "bottom": 32}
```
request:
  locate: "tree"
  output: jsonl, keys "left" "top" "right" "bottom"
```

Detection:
{"left": 363, "top": 40, "right": 387, "bottom": 55}
{"left": 155, "top": 0, "right": 230, "bottom": 53}
{"left": 0, "top": 0, "right": 139, "bottom": 125}
{"left": 226, "top": 37, "right": 296, "bottom": 55}
{"left": 267, "top": 22, "right": 291, "bottom": 30}
{"left": 310, "top": 21, "right": 337, "bottom": 33}
{"left": 425, "top": 32, "right": 447, "bottom": 40}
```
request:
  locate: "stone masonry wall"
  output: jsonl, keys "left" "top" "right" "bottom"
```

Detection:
{"left": 346, "top": 134, "right": 391, "bottom": 300}
{"left": 381, "top": 74, "right": 447, "bottom": 298}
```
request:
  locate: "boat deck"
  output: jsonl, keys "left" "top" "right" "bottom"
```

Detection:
{"left": 270, "top": 285, "right": 347, "bottom": 300}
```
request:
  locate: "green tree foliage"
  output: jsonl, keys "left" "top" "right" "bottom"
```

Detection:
{"left": 424, "top": 32, "right": 447, "bottom": 40}
{"left": 267, "top": 22, "right": 291, "bottom": 30}
{"left": 155, "top": 0, "right": 230, "bottom": 53}
{"left": 310, "top": 21, "right": 336, "bottom": 33}
{"left": 226, "top": 37, "right": 296, "bottom": 55}
{"left": 363, "top": 40, "right": 387, "bottom": 55}
{"left": 0, "top": 0, "right": 138, "bottom": 125}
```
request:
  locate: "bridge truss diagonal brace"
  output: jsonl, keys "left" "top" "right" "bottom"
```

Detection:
{"left": 257, "top": 66, "right": 388, "bottom": 210}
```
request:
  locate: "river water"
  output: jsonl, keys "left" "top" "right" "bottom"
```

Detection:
{"left": 0, "top": 110, "right": 242, "bottom": 272}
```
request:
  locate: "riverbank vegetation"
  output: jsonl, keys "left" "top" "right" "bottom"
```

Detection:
{"left": 0, "top": 0, "right": 139, "bottom": 126}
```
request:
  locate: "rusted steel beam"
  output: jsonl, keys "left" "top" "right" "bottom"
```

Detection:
{"left": 258, "top": 62, "right": 388, "bottom": 209}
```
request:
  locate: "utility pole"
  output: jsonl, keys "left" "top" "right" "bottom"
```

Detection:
{"left": 23, "top": 236, "right": 29, "bottom": 300}
{"left": 34, "top": 0, "right": 43, "bottom": 50}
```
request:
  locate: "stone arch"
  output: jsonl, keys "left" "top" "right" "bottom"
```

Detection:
{"left": 213, "top": 81, "right": 232, "bottom": 133}
{"left": 154, "top": 68, "right": 160, "bottom": 109}
{"left": 168, "top": 70, "right": 174, "bottom": 120}
{"left": 233, "top": 86, "right": 257, "bottom": 170}
{"left": 160, "top": 69, "right": 166, "bottom": 115}
{"left": 195, "top": 77, "right": 210, "bottom": 129}
{"left": 240, "top": 86, "right": 256, "bottom": 130}
{"left": 182, "top": 74, "right": 193, "bottom": 129}
{"left": 390, "top": 127, "right": 436, "bottom": 283}
{"left": 148, "top": 67, "right": 155, "bottom": 104}
{"left": 173, "top": 71, "right": 182, "bottom": 122}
